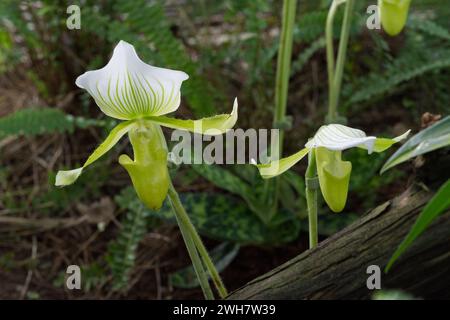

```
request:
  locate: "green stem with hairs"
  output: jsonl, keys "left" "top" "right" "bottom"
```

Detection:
{"left": 167, "top": 181, "right": 228, "bottom": 299}
{"left": 326, "top": 0, "right": 341, "bottom": 115}
{"left": 305, "top": 150, "right": 318, "bottom": 248}
{"left": 326, "top": 0, "right": 355, "bottom": 123}
{"left": 274, "top": 0, "right": 297, "bottom": 131}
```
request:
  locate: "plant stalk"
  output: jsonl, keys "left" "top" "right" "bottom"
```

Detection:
{"left": 305, "top": 150, "right": 318, "bottom": 248}
{"left": 326, "top": 0, "right": 340, "bottom": 114}
{"left": 326, "top": 0, "right": 354, "bottom": 123}
{"left": 167, "top": 181, "right": 228, "bottom": 298}
{"left": 168, "top": 183, "right": 214, "bottom": 299}
{"left": 269, "top": 0, "right": 298, "bottom": 217}
{"left": 274, "top": 0, "right": 297, "bottom": 146}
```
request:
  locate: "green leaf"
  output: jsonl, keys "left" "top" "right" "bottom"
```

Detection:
{"left": 381, "top": 116, "right": 450, "bottom": 173}
{"left": 115, "top": 188, "right": 300, "bottom": 245}
{"left": 192, "top": 164, "right": 254, "bottom": 199}
{"left": 191, "top": 164, "right": 264, "bottom": 219}
{"left": 193, "top": 164, "right": 304, "bottom": 224}
{"left": 279, "top": 171, "right": 306, "bottom": 218}
{"left": 169, "top": 242, "right": 239, "bottom": 289}
{"left": 385, "top": 179, "right": 450, "bottom": 272}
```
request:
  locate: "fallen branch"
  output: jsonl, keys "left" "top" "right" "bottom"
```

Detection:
{"left": 228, "top": 187, "right": 450, "bottom": 299}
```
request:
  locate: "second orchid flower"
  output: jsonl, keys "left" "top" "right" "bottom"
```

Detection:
{"left": 253, "top": 124, "right": 409, "bottom": 213}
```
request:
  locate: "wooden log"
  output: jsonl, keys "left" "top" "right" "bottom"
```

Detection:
{"left": 228, "top": 187, "right": 450, "bottom": 299}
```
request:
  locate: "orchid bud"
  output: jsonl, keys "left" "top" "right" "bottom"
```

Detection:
{"left": 379, "top": 0, "right": 412, "bottom": 36}
{"left": 119, "top": 122, "right": 169, "bottom": 210}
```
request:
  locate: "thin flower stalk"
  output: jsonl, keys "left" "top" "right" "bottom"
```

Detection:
{"left": 326, "top": 0, "right": 355, "bottom": 123}
{"left": 55, "top": 40, "right": 236, "bottom": 299}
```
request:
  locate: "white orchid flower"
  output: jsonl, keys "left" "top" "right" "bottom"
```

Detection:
{"left": 55, "top": 40, "right": 238, "bottom": 209}
{"left": 254, "top": 124, "right": 410, "bottom": 212}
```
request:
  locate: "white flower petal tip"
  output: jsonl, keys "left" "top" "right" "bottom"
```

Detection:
{"left": 393, "top": 129, "right": 411, "bottom": 142}
{"left": 76, "top": 40, "right": 189, "bottom": 120}
{"left": 55, "top": 168, "right": 83, "bottom": 186}
{"left": 305, "top": 124, "right": 377, "bottom": 152}
{"left": 250, "top": 158, "right": 257, "bottom": 165}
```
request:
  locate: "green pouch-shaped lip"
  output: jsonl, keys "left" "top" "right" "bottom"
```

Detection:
{"left": 379, "top": 0, "right": 412, "bottom": 36}
{"left": 119, "top": 122, "right": 169, "bottom": 210}
{"left": 315, "top": 147, "right": 352, "bottom": 213}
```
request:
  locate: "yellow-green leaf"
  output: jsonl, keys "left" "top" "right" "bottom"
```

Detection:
{"left": 385, "top": 179, "right": 450, "bottom": 272}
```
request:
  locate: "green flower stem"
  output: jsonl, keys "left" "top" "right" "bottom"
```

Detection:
{"left": 167, "top": 181, "right": 228, "bottom": 299}
{"left": 270, "top": 0, "right": 298, "bottom": 216}
{"left": 326, "top": 0, "right": 354, "bottom": 123}
{"left": 305, "top": 150, "right": 318, "bottom": 248}
{"left": 274, "top": 0, "right": 297, "bottom": 133}
{"left": 168, "top": 183, "right": 214, "bottom": 300}
{"left": 326, "top": 0, "right": 341, "bottom": 116}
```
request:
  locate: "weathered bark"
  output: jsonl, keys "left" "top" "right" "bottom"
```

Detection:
{"left": 228, "top": 187, "right": 450, "bottom": 300}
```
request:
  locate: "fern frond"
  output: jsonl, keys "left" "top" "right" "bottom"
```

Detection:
{"left": 409, "top": 18, "right": 450, "bottom": 41}
{"left": 294, "top": 8, "right": 365, "bottom": 43}
{"left": 291, "top": 37, "right": 325, "bottom": 75}
{"left": 106, "top": 206, "right": 148, "bottom": 291}
{"left": 294, "top": 10, "right": 328, "bottom": 43}
{"left": 346, "top": 50, "right": 450, "bottom": 107}
{"left": 0, "top": 108, "right": 104, "bottom": 139}
{"left": 0, "top": 108, "right": 74, "bottom": 138}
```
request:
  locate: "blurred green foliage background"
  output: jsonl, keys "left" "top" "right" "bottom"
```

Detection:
{"left": 0, "top": 0, "right": 449, "bottom": 298}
